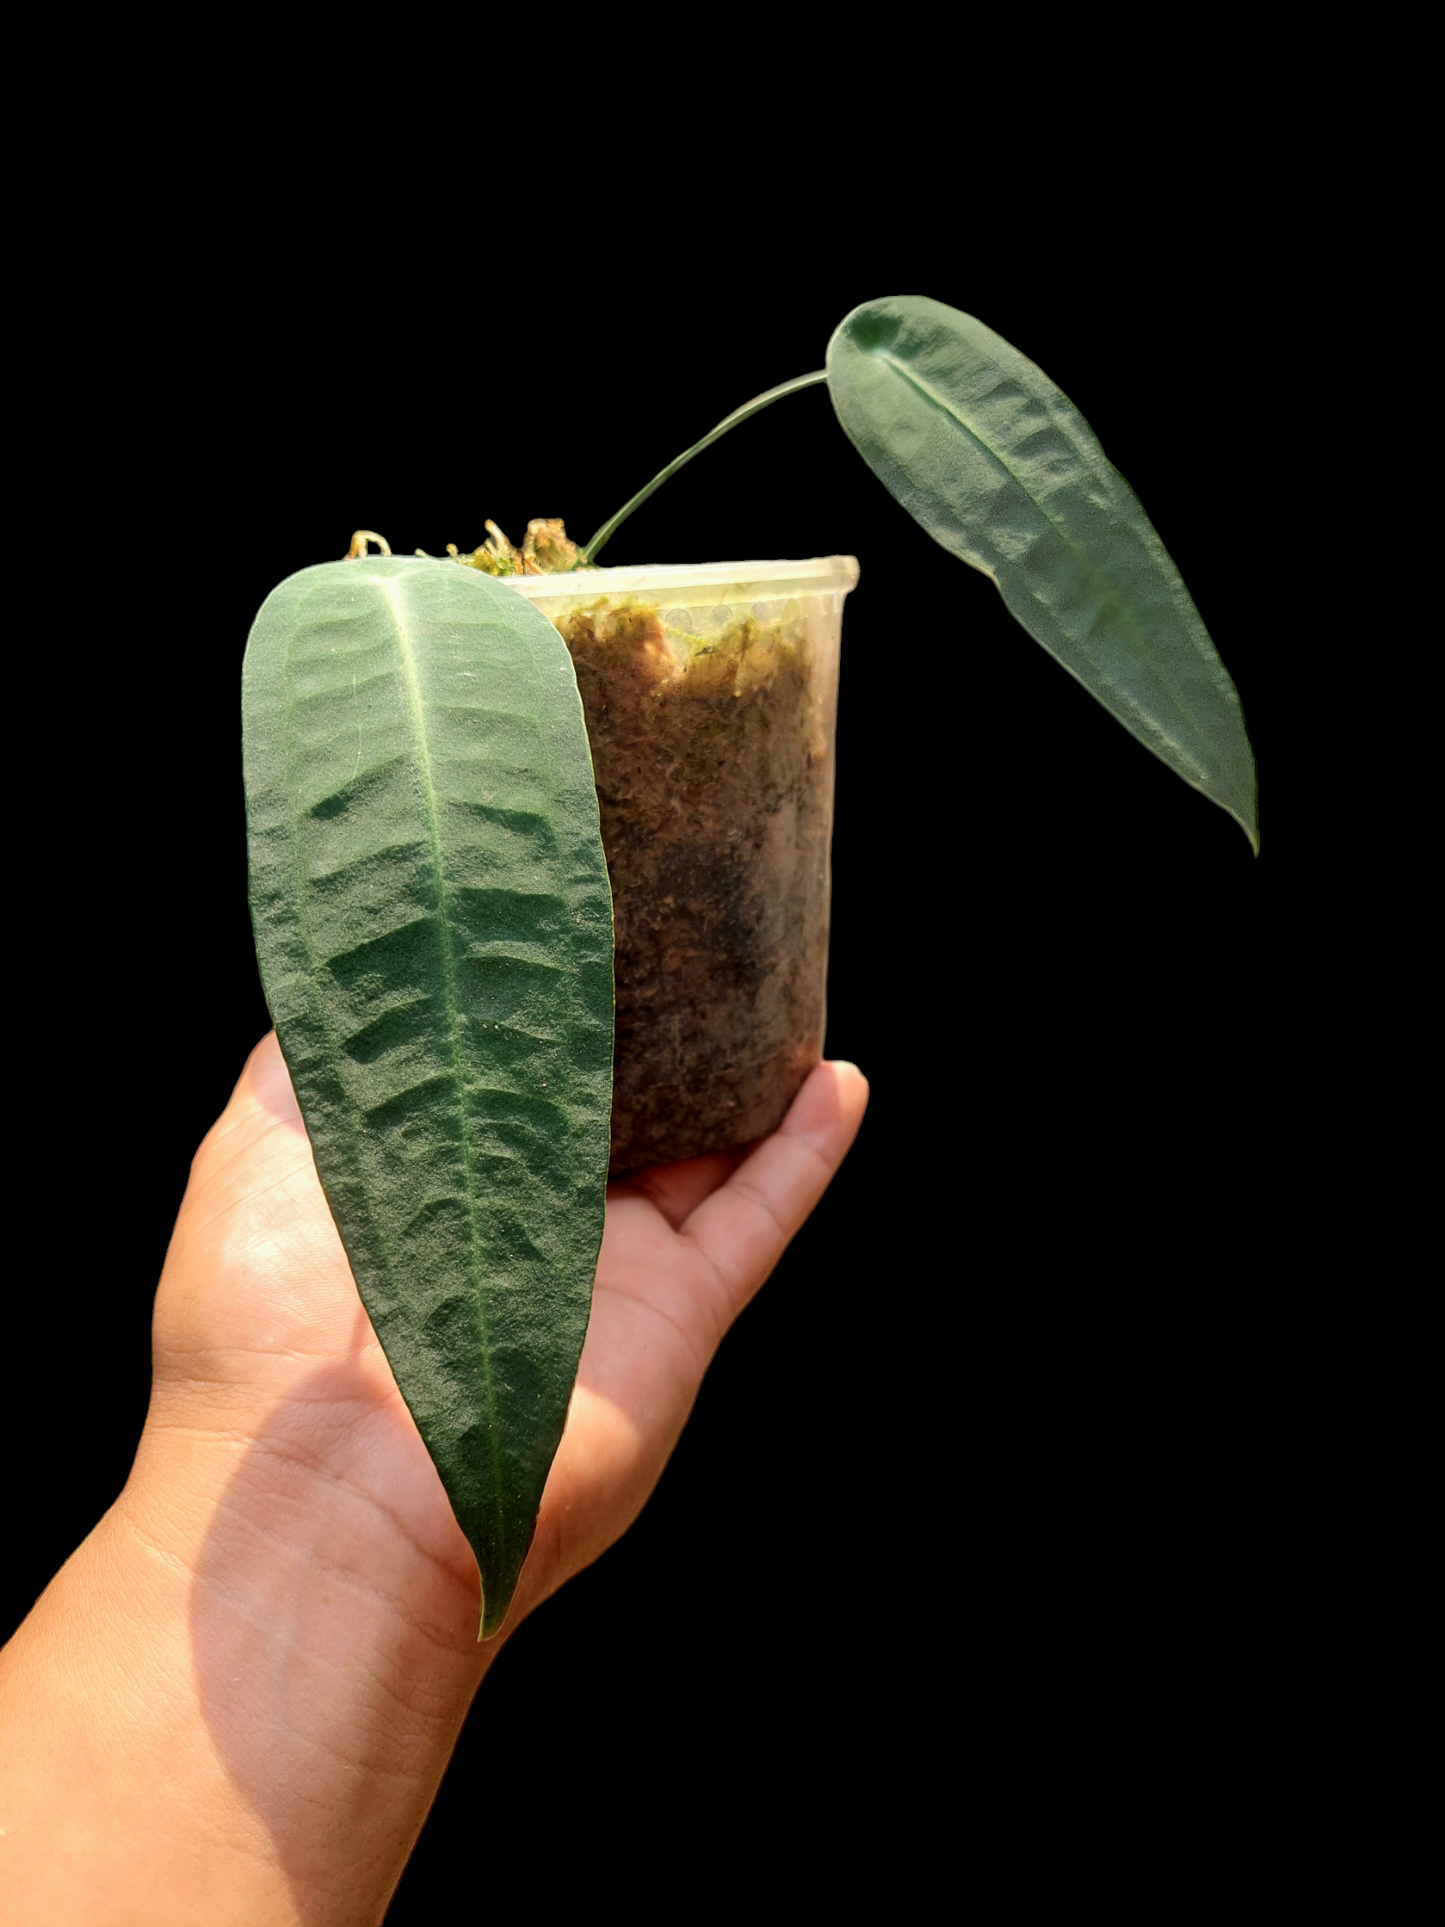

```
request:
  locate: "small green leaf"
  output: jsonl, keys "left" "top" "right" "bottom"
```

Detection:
{"left": 827, "top": 296, "right": 1258, "bottom": 849}
{"left": 243, "top": 556, "right": 614, "bottom": 1636}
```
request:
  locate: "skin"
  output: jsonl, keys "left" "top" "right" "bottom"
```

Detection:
{"left": 0, "top": 1034, "right": 867, "bottom": 1925}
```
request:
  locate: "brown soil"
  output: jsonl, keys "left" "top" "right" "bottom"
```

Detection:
{"left": 556, "top": 600, "right": 834, "bottom": 1174}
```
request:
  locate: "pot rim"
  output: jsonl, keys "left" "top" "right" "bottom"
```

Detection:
{"left": 502, "top": 554, "right": 859, "bottom": 604}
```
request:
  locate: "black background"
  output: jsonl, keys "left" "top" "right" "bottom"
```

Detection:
{"left": 8, "top": 170, "right": 1303, "bottom": 1906}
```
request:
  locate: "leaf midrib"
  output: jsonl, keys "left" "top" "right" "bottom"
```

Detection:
{"left": 878, "top": 353, "right": 1172, "bottom": 617}
{"left": 873, "top": 348, "right": 1214, "bottom": 756}
{"left": 381, "top": 574, "right": 503, "bottom": 1533}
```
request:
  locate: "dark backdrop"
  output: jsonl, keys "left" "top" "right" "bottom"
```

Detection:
{"left": 8, "top": 210, "right": 1290, "bottom": 1906}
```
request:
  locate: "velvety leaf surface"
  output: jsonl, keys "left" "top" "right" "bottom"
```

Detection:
{"left": 827, "top": 296, "right": 1258, "bottom": 848}
{"left": 243, "top": 557, "right": 614, "bottom": 1635}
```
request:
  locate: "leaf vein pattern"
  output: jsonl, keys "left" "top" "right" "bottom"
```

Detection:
{"left": 878, "top": 354, "right": 1164, "bottom": 641}
{"left": 876, "top": 352, "right": 1217, "bottom": 756}
{"left": 278, "top": 626, "right": 402, "bottom": 1371}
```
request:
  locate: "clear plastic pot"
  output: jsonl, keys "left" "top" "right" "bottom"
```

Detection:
{"left": 508, "top": 557, "right": 859, "bottom": 1174}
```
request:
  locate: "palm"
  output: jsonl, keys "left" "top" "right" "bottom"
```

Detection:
{"left": 147, "top": 1034, "right": 866, "bottom": 1647}
{"left": 8, "top": 1037, "right": 864, "bottom": 1925}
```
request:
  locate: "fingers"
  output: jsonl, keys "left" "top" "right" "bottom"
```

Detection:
{"left": 237, "top": 1032, "right": 306, "bottom": 1130}
{"left": 679, "top": 1061, "right": 868, "bottom": 1326}
{"left": 609, "top": 1144, "right": 753, "bottom": 1231}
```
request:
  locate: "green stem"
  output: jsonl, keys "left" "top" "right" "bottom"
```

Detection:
{"left": 582, "top": 371, "right": 828, "bottom": 563}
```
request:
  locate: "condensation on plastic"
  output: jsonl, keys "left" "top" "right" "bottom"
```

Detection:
{"left": 508, "top": 558, "right": 859, "bottom": 1172}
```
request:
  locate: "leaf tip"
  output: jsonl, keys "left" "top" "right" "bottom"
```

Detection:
{"left": 477, "top": 1574, "right": 514, "bottom": 1642}
{"left": 1232, "top": 796, "right": 1261, "bottom": 857}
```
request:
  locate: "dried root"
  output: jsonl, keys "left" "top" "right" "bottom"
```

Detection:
{"left": 346, "top": 530, "right": 393, "bottom": 559}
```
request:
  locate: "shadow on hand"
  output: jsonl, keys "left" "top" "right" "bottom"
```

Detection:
{"left": 187, "top": 1321, "right": 481, "bottom": 1925}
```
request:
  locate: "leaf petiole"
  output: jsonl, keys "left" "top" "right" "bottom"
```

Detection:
{"left": 583, "top": 370, "right": 827, "bottom": 562}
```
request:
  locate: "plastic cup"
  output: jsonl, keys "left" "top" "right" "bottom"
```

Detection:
{"left": 508, "top": 557, "right": 859, "bottom": 1173}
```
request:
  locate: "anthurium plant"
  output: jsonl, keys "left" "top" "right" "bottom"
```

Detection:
{"left": 242, "top": 295, "right": 1257, "bottom": 1635}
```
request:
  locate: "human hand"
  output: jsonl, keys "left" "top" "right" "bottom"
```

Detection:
{"left": 0, "top": 1035, "right": 867, "bottom": 1925}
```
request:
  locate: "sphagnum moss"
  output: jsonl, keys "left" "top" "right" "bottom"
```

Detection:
{"left": 559, "top": 597, "right": 831, "bottom": 1173}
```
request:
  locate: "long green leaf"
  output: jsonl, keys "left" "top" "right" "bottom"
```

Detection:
{"left": 243, "top": 556, "right": 614, "bottom": 1636}
{"left": 827, "top": 296, "right": 1258, "bottom": 848}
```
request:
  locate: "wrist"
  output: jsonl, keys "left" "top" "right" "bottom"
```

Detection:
{"left": 1, "top": 1393, "right": 493, "bottom": 1926}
